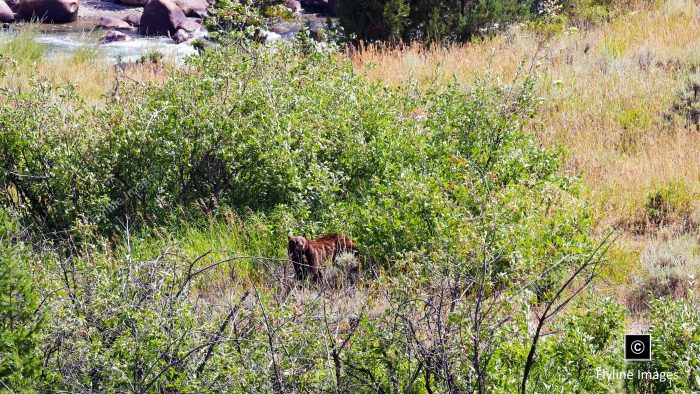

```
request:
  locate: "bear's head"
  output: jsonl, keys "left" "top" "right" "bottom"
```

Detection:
{"left": 287, "top": 235, "right": 308, "bottom": 257}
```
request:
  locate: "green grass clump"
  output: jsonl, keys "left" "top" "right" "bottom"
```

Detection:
{"left": 645, "top": 180, "right": 693, "bottom": 228}
{"left": 70, "top": 43, "right": 102, "bottom": 66}
{"left": 0, "top": 27, "right": 46, "bottom": 65}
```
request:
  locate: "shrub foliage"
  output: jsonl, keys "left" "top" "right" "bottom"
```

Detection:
{"left": 0, "top": 38, "right": 695, "bottom": 393}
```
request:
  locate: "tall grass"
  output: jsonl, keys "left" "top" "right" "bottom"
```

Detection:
{"left": 0, "top": 24, "right": 170, "bottom": 103}
{"left": 0, "top": 26, "right": 46, "bottom": 65}
{"left": 348, "top": 0, "right": 700, "bottom": 283}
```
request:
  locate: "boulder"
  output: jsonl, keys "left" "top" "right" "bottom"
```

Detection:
{"left": 0, "top": 0, "right": 14, "bottom": 22}
{"left": 122, "top": 13, "right": 141, "bottom": 26}
{"left": 176, "top": 16, "right": 200, "bottom": 32}
{"left": 4, "top": 0, "right": 19, "bottom": 11}
{"left": 172, "top": 28, "right": 189, "bottom": 43}
{"left": 284, "top": 0, "right": 300, "bottom": 13}
{"left": 173, "top": 0, "right": 206, "bottom": 17}
{"left": 98, "top": 16, "right": 134, "bottom": 29}
{"left": 118, "top": 0, "right": 147, "bottom": 6}
{"left": 101, "top": 29, "right": 132, "bottom": 43}
{"left": 139, "top": 0, "right": 186, "bottom": 36}
{"left": 17, "top": 0, "right": 79, "bottom": 23}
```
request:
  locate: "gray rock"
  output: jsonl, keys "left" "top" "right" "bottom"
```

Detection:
{"left": 284, "top": 0, "right": 301, "bottom": 13}
{"left": 118, "top": 0, "right": 147, "bottom": 6}
{"left": 176, "top": 16, "right": 201, "bottom": 32}
{"left": 5, "top": 0, "right": 19, "bottom": 11}
{"left": 172, "top": 28, "right": 189, "bottom": 43}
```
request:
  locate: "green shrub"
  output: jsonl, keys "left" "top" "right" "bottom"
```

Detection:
{"left": 615, "top": 107, "right": 652, "bottom": 154}
{"left": 0, "top": 210, "right": 43, "bottom": 391}
{"left": 0, "top": 40, "right": 593, "bottom": 277}
{"left": 526, "top": 297, "right": 626, "bottom": 392}
{"left": 667, "top": 73, "right": 700, "bottom": 130}
{"left": 644, "top": 180, "right": 693, "bottom": 228}
{"left": 335, "top": 0, "right": 615, "bottom": 42}
{"left": 262, "top": 4, "right": 293, "bottom": 19}
{"left": 559, "top": 0, "right": 614, "bottom": 27}
{"left": 626, "top": 297, "right": 700, "bottom": 392}
{"left": 206, "top": 0, "right": 265, "bottom": 40}
{"left": 0, "top": 40, "right": 612, "bottom": 391}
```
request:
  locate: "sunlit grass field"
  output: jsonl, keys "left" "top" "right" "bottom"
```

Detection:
{"left": 0, "top": 24, "right": 169, "bottom": 101}
{"left": 349, "top": 0, "right": 700, "bottom": 287}
{"left": 3, "top": 0, "right": 698, "bottom": 293}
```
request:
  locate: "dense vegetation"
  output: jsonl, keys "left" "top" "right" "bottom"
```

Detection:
{"left": 335, "top": 0, "right": 617, "bottom": 41}
{"left": 1, "top": 0, "right": 700, "bottom": 390}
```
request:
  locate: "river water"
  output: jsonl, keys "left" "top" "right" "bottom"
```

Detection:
{"left": 23, "top": 22, "right": 199, "bottom": 62}
{"left": 0, "top": 6, "right": 333, "bottom": 63}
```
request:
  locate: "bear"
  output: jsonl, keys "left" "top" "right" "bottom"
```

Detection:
{"left": 287, "top": 233, "right": 358, "bottom": 282}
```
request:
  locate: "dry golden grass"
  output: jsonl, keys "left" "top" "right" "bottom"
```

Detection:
{"left": 0, "top": 25, "right": 169, "bottom": 103}
{"left": 348, "top": 0, "right": 700, "bottom": 284}
{"left": 349, "top": 0, "right": 700, "bottom": 232}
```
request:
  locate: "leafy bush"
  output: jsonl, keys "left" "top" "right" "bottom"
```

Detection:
{"left": 36, "top": 243, "right": 230, "bottom": 392}
{"left": 644, "top": 180, "right": 694, "bottom": 229}
{"left": 0, "top": 39, "right": 593, "bottom": 277}
{"left": 206, "top": 0, "right": 265, "bottom": 40}
{"left": 558, "top": 0, "right": 614, "bottom": 27}
{"left": 0, "top": 210, "right": 43, "bottom": 391}
{"left": 626, "top": 297, "right": 700, "bottom": 392}
{"left": 336, "top": 0, "right": 621, "bottom": 42}
{"left": 0, "top": 38, "right": 624, "bottom": 393}
{"left": 526, "top": 297, "right": 625, "bottom": 392}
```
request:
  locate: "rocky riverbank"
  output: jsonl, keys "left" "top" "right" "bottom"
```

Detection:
{"left": 1, "top": 0, "right": 335, "bottom": 45}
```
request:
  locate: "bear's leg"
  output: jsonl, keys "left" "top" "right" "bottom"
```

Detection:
{"left": 292, "top": 259, "right": 303, "bottom": 280}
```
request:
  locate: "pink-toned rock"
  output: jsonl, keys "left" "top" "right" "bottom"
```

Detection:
{"left": 173, "top": 0, "right": 206, "bottom": 17}
{"left": 98, "top": 16, "right": 134, "bottom": 29}
{"left": 102, "top": 30, "right": 131, "bottom": 43}
{"left": 139, "top": 0, "right": 186, "bottom": 36}
{"left": 17, "top": 0, "right": 79, "bottom": 23}
{"left": 176, "top": 16, "right": 200, "bottom": 32}
{"left": 284, "top": 0, "right": 300, "bottom": 12}
{"left": 123, "top": 13, "right": 141, "bottom": 26}
{"left": 0, "top": 0, "right": 14, "bottom": 22}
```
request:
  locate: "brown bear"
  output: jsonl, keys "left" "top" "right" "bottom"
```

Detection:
{"left": 287, "top": 233, "right": 358, "bottom": 282}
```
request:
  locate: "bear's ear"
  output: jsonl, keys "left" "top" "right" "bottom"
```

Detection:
{"left": 302, "top": 233, "right": 307, "bottom": 239}
{"left": 288, "top": 235, "right": 293, "bottom": 241}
